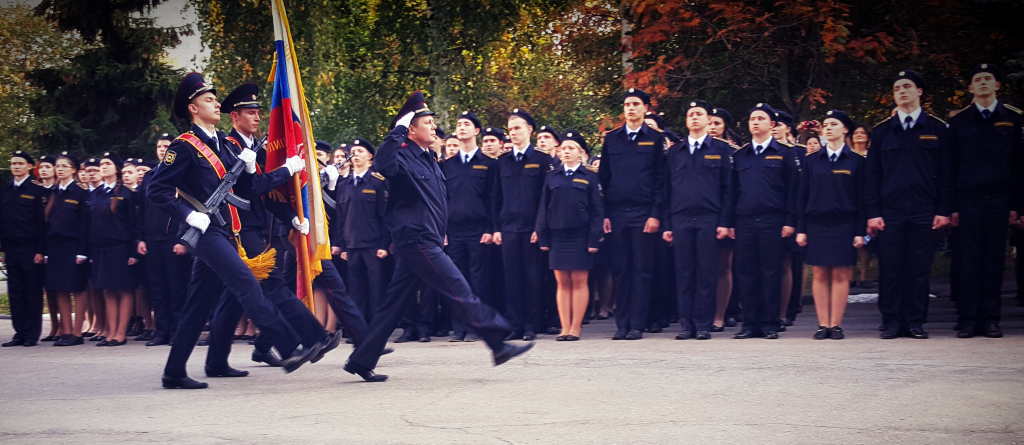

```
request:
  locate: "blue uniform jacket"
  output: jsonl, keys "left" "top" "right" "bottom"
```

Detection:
{"left": 535, "top": 165, "right": 605, "bottom": 249}
{"left": 664, "top": 136, "right": 735, "bottom": 229}
{"left": 598, "top": 122, "right": 667, "bottom": 227}
{"left": 492, "top": 145, "right": 550, "bottom": 233}
{"left": 440, "top": 150, "right": 496, "bottom": 238}
{"left": 87, "top": 184, "right": 140, "bottom": 256}
{"left": 44, "top": 181, "right": 91, "bottom": 257}
{"left": 864, "top": 113, "right": 952, "bottom": 222}
{"left": 0, "top": 178, "right": 46, "bottom": 252}
{"left": 796, "top": 146, "right": 867, "bottom": 235}
{"left": 374, "top": 125, "right": 448, "bottom": 247}
{"left": 731, "top": 137, "right": 799, "bottom": 227}
{"left": 332, "top": 169, "right": 389, "bottom": 251}
{"left": 947, "top": 101, "right": 1024, "bottom": 213}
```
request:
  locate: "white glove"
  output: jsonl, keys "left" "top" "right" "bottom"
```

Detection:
{"left": 186, "top": 211, "right": 211, "bottom": 234}
{"left": 285, "top": 156, "right": 304, "bottom": 175}
{"left": 291, "top": 216, "right": 309, "bottom": 235}
{"left": 238, "top": 149, "right": 258, "bottom": 174}
{"left": 324, "top": 165, "right": 339, "bottom": 190}
{"left": 395, "top": 111, "right": 415, "bottom": 129}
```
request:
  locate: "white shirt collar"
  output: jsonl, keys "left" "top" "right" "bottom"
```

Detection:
{"left": 975, "top": 100, "right": 998, "bottom": 115}
{"left": 896, "top": 107, "right": 923, "bottom": 128}
{"left": 826, "top": 144, "right": 845, "bottom": 160}
{"left": 625, "top": 122, "right": 643, "bottom": 135}
{"left": 563, "top": 163, "right": 580, "bottom": 174}
{"left": 197, "top": 125, "right": 217, "bottom": 141}
{"left": 237, "top": 131, "right": 254, "bottom": 149}
{"left": 353, "top": 169, "right": 367, "bottom": 184}
{"left": 687, "top": 133, "right": 708, "bottom": 153}
{"left": 59, "top": 180, "right": 73, "bottom": 191}
{"left": 103, "top": 181, "right": 116, "bottom": 190}
{"left": 461, "top": 147, "right": 479, "bottom": 162}
{"left": 13, "top": 176, "right": 29, "bottom": 187}
{"left": 513, "top": 145, "right": 529, "bottom": 158}
{"left": 751, "top": 136, "right": 774, "bottom": 152}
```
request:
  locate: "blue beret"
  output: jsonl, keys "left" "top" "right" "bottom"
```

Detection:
{"left": 158, "top": 133, "right": 174, "bottom": 142}
{"left": 457, "top": 110, "right": 482, "bottom": 129}
{"left": 711, "top": 107, "right": 734, "bottom": 128}
{"left": 687, "top": 100, "right": 714, "bottom": 116}
{"left": 138, "top": 159, "right": 158, "bottom": 169}
{"left": 644, "top": 111, "right": 666, "bottom": 130}
{"left": 37, "top": 155, "right": 56, "bottom": 166}
{"left": 221, "top": 83, "right": 261, "bottom": 114}
{"left": 508, "top": 108, "right": 536, "bottom": 129}
{"left": 57, "top": 151, "right": 80, "bottom": 169}
{"left": 562, "top": 130, "right": 590, "bottom": 155}
{"left": 174, "top": 72, "right": 216, "bottom": 119}
{"left": 749, "top": 103, "right": 777, "bottom": 121}
{"left": 11, "top": 150, "right": 34, "bottom": 165}
{"left": 101, "top": 151, "right": 123, "bottom": 169}
{"left": 315, "top": 140, "right": 333, "bottom": 153}
{"left": 351, "top": 138, "right": 375, "bottom": 155}
{"left": 894, "top": 69, "right": 928, "bottom": 93}
{"left": 823, "top": 109, "right": 855, "bottom": 132}
{"left": 774, "top": 110, "right": 795, "bottom": 128}
{"left": 970, "top": 63, "right": 1002, "bottom": 82}
{"left": 434, "top": 127, "right": 446, "bottom": 138}
{"left": 391, "top": 90, "right": 435, "bottom": 130}
{"left": 481, "top": 127, "right": 505, "bottom": 140}
{"left": 623, "top": 88, "right": 651, "bottom": 105}
{"left": 537, "top": 125, "right": 562, "bottom": 144}
{"left": 84, "top": 157, "right": 100, "bottom": 168}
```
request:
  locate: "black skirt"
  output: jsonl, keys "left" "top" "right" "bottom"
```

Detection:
{"left": 91, "top": 244, "right": 136, "bottom": 290}
{"left": 548, "top": 229, "right": 593, "bottom": 271}
{"left": 45, "top": 236, "right": 87, "bottom": 292}
{"left": 805, "top": 220, "right": 857, "bottom": 266}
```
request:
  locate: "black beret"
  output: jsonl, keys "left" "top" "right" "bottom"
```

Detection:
{"left": 221, "top": 82, "right": 261, "bottom": 114}
{"left": 508, "top": 108, "right": 536, "bottom": 129}
{"left": 537, "top": 125, "right": 562, "bottom": 144}
{"left": 749, "top": 103, "right": 777, "bottom": 121}
{"left": 390, "top": 90, "right": 435, "bottom": 130}
{"left": 174, "top": 72, "right": 216, "bottom": 119}
{"left": 481, "top": 127, "right": 505, "bottom": 141}
{"left": 434, "top": 127, "right": 446, "bottom": 138}
{"left": 315, "top": 140, "right": 333, "bottom": 153}
{"left": 623, "top": 87, "right": 651, "bottom": 105}
{"left": 101, "top": 151, "right": 123, "bottom": 170}
{"left": 643, "top": 111, "right": 666, "bottom": 130}
{"left": 562, "top": 130, "right": 590, "bottom": 155}
{"left": 84, "top": 157, "right": 100, "bottom": 168}
{"left": 457, "top": 110, "right": 482, "bottom": 129}
{"left": 894, "top": 69, "right": 928, "bottom": 93}
{"left": 686, "top": 100, "right": 714, "bottom": 116}
{"left": 503, "top": 134, "right": 512, "bottom": 143}
{"left": 138, "top": 159, "right": 158, "bottom": 169}
{"left": 158, "top": 133, "right": 174, "bottom": 142}
{"left": 711, "top": 108, "right": 734, "bottom": 128}
{"left": 37, "top": 155, "right": 56, "bottom": 166}
{"left": 774, "top": 110, "right": 795, "bottom": 129}
{"left": 823, "top": 109, "right": 855, "bottom": 132}
{"left": 123, "top": 157, "right": 138, "bottom": 166}
{"left": 664, "top": 129, "right": 682, "bottom": 144}
{"left": 56, "top": 151, "right": 80, "bottom": 170}
{"left": 969, "top": 63, "right": 1002, "bottom": 82}
{"left": 351, "top": 138, "right": 375, "bottom": 155}
{"left": 11, "top": 150, "right": 34, "bottom": 165}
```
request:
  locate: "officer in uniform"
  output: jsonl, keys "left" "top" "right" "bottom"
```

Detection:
{"left": 948, "top": 64, "right": 1023, "bottom": 338}
{"left": 534, "top": 124, "right": 563, "bottom": 333}
{"left": 598, "top": 88, "right": 667, "bottom": 340}
{"left": 441, "top": 111, "right": 495, "bottom": 342}
{"left": 662, "top": 100, "right": 734, "bottom": 340}
{"left": 708, "top": 108, "right": 742, "bottom": 329}
{"left": 148, "top": 73, "right": 329, "bottom": 389}
{"left": 480, "top": 127, "right": 507, "bottom": 312}
{"left": 1, "top": 150, "right": 46, "bottom": 347}
{"left": 732, "top": 103, "right": 799, "bottom": 339}
{"left": 640, "top": 111, "right": 677, "bottom": 332}
{"left": 492, "top": 109, "right": 550, "bottom": 341}
{"left": 344, "top": 91, "right": 533, "bottom": 382}
{"left": 866, "top": 70, "right": 952, "bottom": 339}
{"left": 771, "top": 110, "right": 804, "bottom": 331}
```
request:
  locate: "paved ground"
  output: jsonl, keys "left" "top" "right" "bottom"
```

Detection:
{"left": 1, "top": 296, "right": 1022, "bottom": 444}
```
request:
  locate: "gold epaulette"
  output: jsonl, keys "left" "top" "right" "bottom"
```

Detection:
{"left": 874, "top": 116, "right": 893, "bottom": 128}
{"left": 737, "top": 142, "right": 751, "bottom": 153}
{"left": 1005, "top": 104, "right": 1022, "bottom": 115}
{"left": 794, "top": 143, "right": 806, "bottom": 148}
{"left": 928, "top": 114, "right": 947, "bottom": 125}
{"left": 77, "top": 182, "right": 88, "bottom": 190}
{"left": 535, "top": 147, "right": 549, "bottom": 155}
{"left": 805, "top": 148, "right": 820, "bottom": 156}
{"left": 370, "top": 172, "right": 385, "bottom": 181}
{"left": 712, "top": 137, "right": 739, "bottom": 150}
{"left": 586, "top": 165, "right": 599, "bottom": 173}
{"left": 652, "top": 127, "right": 664, "bottom": 133}
{"left": 851, "top": 148, "right": 867, "bottom": 158}
{"left": 31, "top": 180, "right": 44, "bottom": 186}
{"left": 779, "top": 141, "right": 794, "bottom": 147}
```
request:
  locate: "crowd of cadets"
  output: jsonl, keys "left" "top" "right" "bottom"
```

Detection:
{"left": 1, "top": 63, "right": 1021, "bottom": 358}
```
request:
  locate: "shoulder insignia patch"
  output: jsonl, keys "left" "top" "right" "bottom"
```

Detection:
{"left": 586, "top": 165, "right": 599, "bottom": 173}
{"left": 779, "top": 141, "right": 793, "bottom": 147}
{"left": 535, "top": 147, "right": 549, "bottom": 155}
{"left": 874, "top": 116, "right": 893, "bottom": 128}
{"left": 370, "top": 172, "right": 385, "bottom": 181}
{"left": 77, "top": 182, "right": 88, "bottom": 190}
{"left": 1005, "top": 104, "right": 1023, "bottom": 114}
{"left": 737, "top": 143, "right": 751, "bottom": 153}
{"left": 851, "top": 149, "right": 867, "bottom": 157}
{"left": 928, "top": 114, "right": 947, "bottom": 125}
{"left": 163, "top": 150, "right": 176, "bottom": 165}
{"left": 31, "top": 180, "right": 43, "bottom": 186}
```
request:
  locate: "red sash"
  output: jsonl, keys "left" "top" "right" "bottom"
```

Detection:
{"left": 177, "top": 133, "right": 242, "bottom": 234}
{"left": 225, "top": 136, "right": 263, "bottom": 173}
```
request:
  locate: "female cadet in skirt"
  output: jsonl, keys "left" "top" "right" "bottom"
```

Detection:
{"left": 535, "top": 131, "right": 604, "bottom": 341}
{"left": 33, "top": 155, "right": 61, "bottom": 341}
{"left": 707, "top": 107, "right": 742, "bottom": 331}
{"left": 795, "top": 110, "right": 866, "bottom": 340}
{"left": 88, "top": 151, "right": 140, "bottom": 346}
{"left": 45, "top": 152, "right": 91, "bottom": 346}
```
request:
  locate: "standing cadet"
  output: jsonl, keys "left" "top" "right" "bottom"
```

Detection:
{"left": 948, "top": 64, "right": 1023, "bottom": 338}
{"left": 493, "top": 109, "right": 549, "bottom": 341}
{"left": 598, "top": 88, "right": 666, "bottom": 340}
{"left": 708, "top": 107, "right": 742, "bottom": 330}
{"left": 333, "top": 138, "right": 389, "bottom": 324}
{"left": 662, "top": 100, "right": 734, "bottom": 340}
{"left": 480, "top": 127, "right": 507, "bottom": 313}
{"left": 1, "top": 151, "right": 46, "bottom": 347}
{"left": 481, "top": 127, "right": 505, "bottom": 159}
{"left": 796, "top": 110, "right": 866, "bottom": 340}
{"left": 441, "top": 111, "right": 495, "bottom": 342}
{"left": 47, "top": 152, "right": 90, "bottom": 346}
{"left": 35, "top": 155, "right": 59, "bottom": 343}
{"left": 732, "top": 103, "right": 799, "bottom": 339}
{"left": 149, "top": 73, "right": 327, "bottom": 389}
{"left": 771, "top": 110, "right": 803, "bottom": 331}
{"left": 344, "top": 91, "right": 533, "bottom": 382}
{"left": 866, "top": 70, "right": 952, "bottom": 340}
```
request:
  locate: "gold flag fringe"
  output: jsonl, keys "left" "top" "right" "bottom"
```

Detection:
{"left": 236, "top": 241, "right": 277, "bottom": 282}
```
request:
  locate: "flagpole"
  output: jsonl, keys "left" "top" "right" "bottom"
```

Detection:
{"left": 293, "top": 175, "right": 316, "bottom": 310}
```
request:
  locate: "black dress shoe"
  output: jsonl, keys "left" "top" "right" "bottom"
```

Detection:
{"left": 464, "top": 333, "right": 479, "bottom": 342}
{"left": 546, "top": 327, "right": 561, "bottom": 335}
{"left": 282, "top": 341, "right": 324, "bottom": 374}
{"left": 343, "top": 362, "right": 388, "bottom": 382}
{"left": 556, "top": 335, "right": 568, "bottom": 341}
{"left": 205, "top": 365, "right": 249, "bottom": 378}
{"left": 96, "top": 339, "right": 109, "bottom": 346}
{"left": 435, "top": 330, "right": 449, "bottom": 337}
{"left": 595, "top": 313, "right": 609, "bottom": 320}
{"left": 695, "top": 331, "right": 711, "bottom": 340}
{"left": 503, "top": 332, "right": 522, "bottom": 341}
{"left": 564, "top": 335, "right": 579, "bottom": 341}
{"left": 394, "top": 330, "right": 417, "bottom": 343}
{"left": 81, "top": 332, "right": 96, "bottom": 338}
{"left": 612, "top": 329, "right": 628, "bottom": 340}
{"left": 89, "top": 335, "right": 105, "bottom": 342}
{"left": 137, "top": 330, "right": 156, "bottom": 342}
{"left": 880, "top": 327, "right": 900, "bottom": 339}
{"left": 956, "top": 329, "right": 975, "bottom": 338}
{"left": 624, "top": 329, "right": 643, "bottom": 340}
{"left": 733, "top": 329, "right": 758, "bottom": 339}
{"left": 382, "top": 347, "right": 395, "bottom": 355}
{"left": 196, "top": 338, "right": 210, "bottom": 346}
{"left": 776, "top": 320, "right": 787, "bottom": 332}
{"left": 647, "top": 325, "right": 663, "bottom": 334}
{"left": 907, "top": 327, "right": 929, "bottom": 339}
{"left": 813, "top": 326, "right": 830, "bottom": 340}
{"left": 830, "top": 326, "right": 844, "bottom": 340}
{"left": 983, "top": 323, "right": 1003, "bottom": 338}
{"left": 492, "top": 341, "right": 535, "bottom": 366}
{"left": 783, "top": 318, "right": 794, "bottom": 327}
{"left": 126, "top": 317, "right": 142, "bottom": 337}
{"left": 311, "top": 331, "right": 344, "bottom": 364}
{"left": 763, "top": 330, "right": 779, "bottom": 339}
{"left": 726, "top": 317, "right": 739, "bottom": 326}
{"left": 878, "top": 324, "right": 886, "bottom": 331}
{"left": 952, "top": 323, "right": 963, "bottom": 331}
{"left": 146, "top": 336, "right": 170, "bottom": 346}
{"left": 252, "top": 349, "right": 284, "bottom": 367}
{"left": 162, "top": 375, "right": 209, "bottom": 389}
{"left": 418, "top": 335, "right": 431, "bottom": 342}
{"left": 710, "top": 325, "right": 724, "bottom": 332}
{"left": 522, "top": 330, "right": 537, "bottom": 341}
{"left": 675, "top": 331, "right": 694, "bottom": 340}
{"left": 104, "top": 339, "right": 126, "bottom": 346}
{"left": 23, "top": 340, "right": 37, "bottom": 347}
{"left": 41, "top": 335, "right": 58, "bottom": 342}
{"left": 449, "top": 333, "right": 466, "bottom": 342}
{"left": 53, "top": 334, "right": 71, "bottom": 346}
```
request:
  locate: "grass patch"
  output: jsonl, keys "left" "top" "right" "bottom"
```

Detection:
{"left": 0, "top": 293, "right": 8, "bottom": 315}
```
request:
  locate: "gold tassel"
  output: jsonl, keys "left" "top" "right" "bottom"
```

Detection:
{"left": 236, "top": 238, "right": 277, "bottom": 281}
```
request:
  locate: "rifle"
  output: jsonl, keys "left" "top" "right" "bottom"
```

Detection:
{"left": 180, "top": 135, "right": 267, "bottom": 250}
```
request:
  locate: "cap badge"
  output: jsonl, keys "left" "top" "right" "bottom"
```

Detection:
{"left": 899, "top": 71, "right": 905, "bottom": 76}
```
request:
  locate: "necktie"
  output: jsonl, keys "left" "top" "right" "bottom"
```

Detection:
{"left": 354, "top": 175, "right": 361, "bottom": 186}
{"left": 981, "top": 109, "right": 992, "bottom": 120}
{"left": 463, "top": 154, "right": 469, "bottom": 164}
{"left": 629, "top": 132, "right": 637, "bottom": 142}
{"left": 903, "top": 115, "right": 913, "bottom": 130}
{"left": 755, "top": 145, "right": 763, "bottom": 155}
{"left": 830, "top": 153, "right": 837, "bottom": 163}
{"left": 566, "top": 169, "right": 574, "bottom": 177}
{"left": 515, "top": 153, "right": 523, "bottom": 163}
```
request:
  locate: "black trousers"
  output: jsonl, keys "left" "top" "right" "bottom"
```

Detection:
{"left": 609, "top": 225, "right": 656, "bottom": 331}
{"left": 348, "top": 242, "right": 512, "bottom": 371}
{"left": 876, "top": 220, "right": 935, "bottom": 330}
{"left": 672, "top": 225, "right": 721, "bottom": 332}
{"left": 4, "top": 241, "right": 42, "bottom": 341}
{"left": 347, "top": 247, "right": 385, "bottom": 324}
{"left": 955, "top": 199, "right": 1010, "bottom": 328}
{"left": 164, "top": 229, "right": 302, "bottom": 378}
{"left": 734, "top": 218, "right": 785, "bottom": 333}
{"left": 786, "top": 251, "right": 805, "bottom": 321}
{"left": 651, "top": 237, "right": 675, "bottom": 326}
{"left": 448, "top": 236, "right": 490, "bottom": 335}
{"left": 501, "top": 231, "right": 542, "bottom": 334}
{"left": 145, "top": 239, "right": 191, "bottom": 341}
